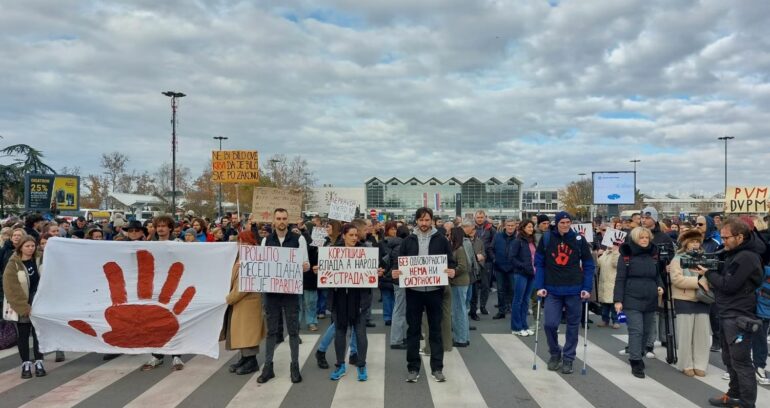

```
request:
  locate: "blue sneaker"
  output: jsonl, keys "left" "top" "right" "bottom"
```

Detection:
{"left": 357, "top": 365, "right": 368, "bottom": 381}
{"left": 330, "top": 363, "right": 346, "bottom": 381}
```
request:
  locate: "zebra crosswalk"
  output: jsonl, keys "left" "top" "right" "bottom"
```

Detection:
{"left": 0, "top": 321, "right": 764, "bottom": 408}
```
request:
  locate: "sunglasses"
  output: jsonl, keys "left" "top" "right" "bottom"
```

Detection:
{"left": 696, "top": 223, "right": 705, "bottom": 227}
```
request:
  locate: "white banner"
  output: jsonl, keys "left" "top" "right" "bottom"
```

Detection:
{"left": 601, "top": 228, "right": 627, "bottom": 247}
{"left": 31, "top": 238, "right": 237, "bottom": 359}
{"left": 317, "top": 247, "right": 378, "bottom": 288}
{"left": 397, "top": 255, "right": 449, "bottom": 287}
{"left": 310, "top": 227, "right": 328, "bottom": 247}
{"left": 239, "top": 245, "right": 302, "bottom": 294}
{"left": 571, "top": 223, "right": 594, "bottom": 243}
{"left": 327, "top": 197, "right": 357, "bottom": 222}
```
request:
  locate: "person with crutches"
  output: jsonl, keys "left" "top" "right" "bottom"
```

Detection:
{"left": 534, "top": 211, "right": 595, "bottom": 375}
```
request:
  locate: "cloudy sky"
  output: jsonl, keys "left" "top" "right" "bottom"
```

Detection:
{"left": 1, "top": 0, "right": 768, "bottom": 196}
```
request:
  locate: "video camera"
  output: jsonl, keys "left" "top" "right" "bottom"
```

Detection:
{"left": 679, "top": 250, "right": 724, "bottom": 272}
{"left": 656, "top": 243, "right": 673, "bottom": 264}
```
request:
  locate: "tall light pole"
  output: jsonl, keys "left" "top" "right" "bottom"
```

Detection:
{"left": 162, "top": 91, "right": 186, "bottom": 218}
{"left": 213, "top": 136, "right": 228, "bottom": 218}
{"left": 717, "top": 136, "right": 734, "bottom": 197}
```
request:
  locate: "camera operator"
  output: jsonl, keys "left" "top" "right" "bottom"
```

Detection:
{"left": 699, "top": 218, "right": 765, "bottom": 408}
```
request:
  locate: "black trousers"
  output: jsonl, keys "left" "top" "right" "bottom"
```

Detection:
{"left": 264, "top": 293, "right": 300, "bottom": 364}
{"left": 17, "top": 322, "right": 43, "bottom": 362}
{"left": 710, "top": 303, "right": 721, "bottom": 345}
{"left": 469, "top": 263, "right": 491, "bottom": 312}
{"left": 406, "top": 289, "right": 444, "bottom": 373}
{"left": 720, "top": 318, "right": 756, "bottom": 407}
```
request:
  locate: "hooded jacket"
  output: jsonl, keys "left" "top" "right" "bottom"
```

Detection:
{"left": 705, "top": 232, "right": 765, "bottom": 319}
{"left": 702, "top": 216, "right": 723, "bottom": 253}
{"left": 613, "top": 240, "right": 663, "bottom": 312}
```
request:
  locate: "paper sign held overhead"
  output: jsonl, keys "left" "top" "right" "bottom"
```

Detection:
{"left": 317, "top": 247, "right": 379, "bottom": 288}
{"left": 726, "top": 186, "right": 769, "bottom": 213}
{"left": 397, "top": 255, "right": 449, "bottom": 288}
{"left": 601, "top": 228, "right": 627, "bottom": 247}
{"left": 310, "top": 227, "right": 328, "bottom": 247}
{"left": 252, "top": 187, "right": 303, "bottom": 222}
{"left": 211, "top": 150, "right": 259, "bottom": 184}
{"left": 327, "top": 197, "right": 357, "bottom": 222}
{"left": 571, "top": 223, "right": 594, "bottom": 243}
{"left": 239, "top": 245, "right": 303, "bottom": 294}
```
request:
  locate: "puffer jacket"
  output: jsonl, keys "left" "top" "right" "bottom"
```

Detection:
{"left": 614, "top": 240, "right": 662, "bottom": 312}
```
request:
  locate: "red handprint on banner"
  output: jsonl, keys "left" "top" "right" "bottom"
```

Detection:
{"left": 552, "top": 244, "right": 573, "bottom": 266}
{"left": 67, "top": 250, "right": 196, "bottom": 348}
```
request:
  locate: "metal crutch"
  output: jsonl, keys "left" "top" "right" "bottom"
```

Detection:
{"left": 581, "top": 301, "right": 589, "bottom": 375}
{"left": 532, "top": 297, "right": 542, "bottom": 370}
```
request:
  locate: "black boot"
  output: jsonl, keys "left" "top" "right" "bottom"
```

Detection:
{"left": 316, "top": 350, "right": 329, "bottom": 369}
{"left": 229, "top": 356, "right": 248, "bottom": 373}
{"left": 290, "top": 362, "right": 302, "bottom": 383}
{"left": 630, "top": 359, "right": 645, "bottom": 378}
{"left": 257, "top": 362, "right": 275, "bottom": 383}
{"left": 236, "top": 356, "right": 259, "bottom": 375}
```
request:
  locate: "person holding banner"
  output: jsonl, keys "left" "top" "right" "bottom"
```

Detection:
{"left": 392, "top": 207, "right": 456, "bottom": 383}
{"left": 3, "top": 236, "right": 45, "bottom": 378}
{"left": 257, "top": 208, "right": 310, "bottom": 385}
{"left": 325, "top": 223, "right": 372, "bottom": 381}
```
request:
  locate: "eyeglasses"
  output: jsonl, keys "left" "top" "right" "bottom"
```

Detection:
{"left": 696, "top": 223, "right": 705, "bottom": 227}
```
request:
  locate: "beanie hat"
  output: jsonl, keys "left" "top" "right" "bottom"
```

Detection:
{"left": 641, "top": 207, "right": 659, "bottom": 222}
{"left": 184, "top": 228, "right": 196, "bottom": 237}
{"left": 554, "top": 211, "right": 572, "bottom": 224}
{"left": 677, "top": 229, "right": 703, "bottom": 247}
{"left": 113, "top": 217, "right": 126, "bottom": 228}
{"left": 536, "top": 214, "right": 550, "bottom": 225}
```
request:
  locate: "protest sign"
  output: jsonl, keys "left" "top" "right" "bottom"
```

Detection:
{"left": 397, "top": 255, "right": 449, "bottom": 288}
{"left": 211, "top": 150, "right": 259, "bottom": 184}
{"left": 239, "top": 245, "right": 302, "bottom": 294}
{"left": 327, "top": 197, "right": 357, "bottom": 222}
{"left": 32, "top": 239, "right": 237, "bottom": 359}
{"left": 251, "top": 187, "right": 303, "bottom": 222}
{"left": 726, "top": 186, "right": 769, "bottom": 213}
{"left": 571, "top": 223, "right": 594, "bottom": 243}
{"left": 310, "top": 227, "right": 328, "bottom": 247}
{"left": 317, "top": 247, "right": 379, "bottom": 288}
{"left": 601, "top": 228, "right": 627, "bottom": 247}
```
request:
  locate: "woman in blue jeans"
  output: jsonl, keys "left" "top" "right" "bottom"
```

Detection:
{"left": 614, "top": 227, "right": 663, "bottom": 379}
{"left": 448, "top": 227, "right": 470, "bottom": 347}
{"left": 510, "top": 220, "right": 536, "bottom": 336}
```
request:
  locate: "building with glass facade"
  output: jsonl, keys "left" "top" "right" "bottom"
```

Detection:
{"left": 365, "top": 177, "right": 524, "bottom": 219}
{"left": 521, "top": 187, "right": 562, "bottom": 218}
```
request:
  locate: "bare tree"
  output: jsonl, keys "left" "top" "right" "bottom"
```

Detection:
{"left": 262, "top": 154, "right": 317, "bottom": 210}
{"left": 59, "top": 166, "right": 81, "bottom": 176}
{"left": 100, "top": 152, "right": 129, "bottom": 193}
{"left": 155, "top": 162, "right": 191, "bottom": 196}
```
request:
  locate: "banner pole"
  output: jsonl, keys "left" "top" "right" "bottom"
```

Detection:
{"left": 236, "top": 184, "right": 241, "bottom": 228}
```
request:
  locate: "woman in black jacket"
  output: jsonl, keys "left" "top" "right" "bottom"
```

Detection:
{"left": 614, "top": 226, "right": 664, "bottom": 379}
{"left": 510, "top": 221, "right": 536, "bottom": 336}
{"left": 378, "top": 222, "right": 402, "bottom": 326}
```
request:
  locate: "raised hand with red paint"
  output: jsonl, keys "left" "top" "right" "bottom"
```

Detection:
{"left": 68, "top": 250, "right": 196, "bottom": 348}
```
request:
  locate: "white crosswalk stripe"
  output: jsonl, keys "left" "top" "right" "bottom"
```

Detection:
{"left": 421, "top": 344, "right": 487, "bottom": 407}
{"left": 0, "top": 352, "right": 87, "bottom": 394}
{"left": 331, "top": 334, "right": 385, "bottom": 407}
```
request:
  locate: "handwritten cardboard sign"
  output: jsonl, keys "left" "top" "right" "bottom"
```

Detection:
{"left": 327, "top": 197, "right": 357, "bottom": 222}
{"left": 252, "top": 187, "right": 303, "bottom": 222}
{"left": 317, "top": 247, "right": 379, "bottom": 288}
{"left": 310, "top": 227, "right": 328, "bottom": 247}
{"left": 571, "top": 223, "right": 594, "bottom": 243}
{"left": 211, "top": 151, "right": 259, "bottom": 184}
{"left": 239, "top": 245, "right": 302, "bottom": 294}
{"left": 726, "top": 186, "right": 769, "bottom": 213}
{"left": 397, "top": 255, "right": 448, "bottom": 288}
{"left": 601, "top": 228, "right": 627, "bottom": 247}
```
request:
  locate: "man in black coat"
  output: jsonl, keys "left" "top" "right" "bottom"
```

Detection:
{"left": 703, "top": 218, "right": 764, "bottom": 408}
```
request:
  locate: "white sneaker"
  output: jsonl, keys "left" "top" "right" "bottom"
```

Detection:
{"left": 526, "top": 329, "right": 535, "bottom": 336}
{"left": 518, "top": 330, "right": 531, "bottom": 337}
{"left": 619, "top": 348, "right": 628, "bottom": 355}
{"left": 645, "top": 351, "right": 656, "bottom": 359}
{"left": 141, "top": 356, "right": 163, "bottom": 371}
{"left": 172, "top": 356, "right": 184, "bottom": 371}
{"left": 722, "top": 371, "right": 730, "bottom": 380}
{"left": 756, "top": 367, "right": 770, "bottom": 386}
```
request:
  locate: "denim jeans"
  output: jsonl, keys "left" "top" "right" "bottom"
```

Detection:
{"left": 317, "top": 289, "right": 328, "bottom": 315}
{"left": 318, "top": 322, "right": 358, "bottom": 355}
{"left": 511, "top": 274, "right": 534, "bottom": 332}
{"left": 450, "top": 285, "right": 469, "bottom": 343}
{"left": 752, "top": 318, "right": 770, "bottom": 369}
{"left": 390, "top": 286, "right": 407, "bottom": 345}
{"left": 301, "top": 290, "right": 318, "bottom": 327}
{"left": 543, "top": 294, "right": 581, "bottom": 362}
{"left": 600, "top": 303, "right": 618, "bottom": 324}
{"left": 382, "top": 288, "right": 395, "bottom": 322}
{"left": 625, "top": 309, "right": 655, "bottom": 361}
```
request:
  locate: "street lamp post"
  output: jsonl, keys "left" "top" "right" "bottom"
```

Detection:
{"left": 717, "top": 136, "right": 734, "bottom": 197}
{"left": 213, "top": 136, "right": 228, "bottom": 219}
{"left": 162, "top": 91, "right": 186, "bottom": 218}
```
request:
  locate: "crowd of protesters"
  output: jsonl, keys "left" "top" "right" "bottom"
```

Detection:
{"left": 2, "top": 206, "right": 769, "bottom": 407}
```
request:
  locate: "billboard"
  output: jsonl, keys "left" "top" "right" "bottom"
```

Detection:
{"left": 24, "top": 174, "right": 81, "bottom": 212}
{"left": 592, "top": 171, "right": 635, "bottom": 205}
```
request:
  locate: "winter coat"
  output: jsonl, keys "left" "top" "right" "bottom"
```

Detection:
{"left": 379, "top": 236, "right": 403, "bottom": 290}
{"left": 493, "top": 232, "right": 517, "bottom": 274}
{"left": 3, "top": 254, "right": 41, "bottom": 317}
{"left": 701, "top": 216, "right": 722, "bottom": 253}
{"left": 706, "top": 233, "right": 765, "bottom": 320}
{"left": 449, "top": 246, "right": 470, "bottom": 287}
{"left": 474, "top": 221, "right": 497, "bottom": 262}
{"left": 221, "top": 261, "right": 268, "bottom": 349}
{"left": 613, "top": 240, "right": 662, "bottom": 312}
{"left": 597, "top": 249, "right": 620, "bottom": 304}
{"left": 669, "top": 255, "right": 706, "bottom": 303}
{"left": 510, "top": 235, "right": 536, "bottom": 276}
{"left": 534, "top": 228, "right": 595, "bottom": 296}
{"left": 0, "top": 239, "right": 15, "bottom": 301}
